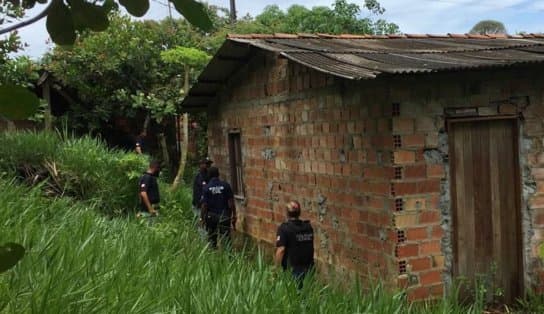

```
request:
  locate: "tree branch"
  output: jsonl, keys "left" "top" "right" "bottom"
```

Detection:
{"left": 0, "top": 2, "right": 53, "bottom": 35}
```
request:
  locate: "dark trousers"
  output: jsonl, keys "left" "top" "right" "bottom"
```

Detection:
{"left": 205, "top": 213, "right": 231, "bottom": 249}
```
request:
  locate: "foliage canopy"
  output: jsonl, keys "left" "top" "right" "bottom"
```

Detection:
{"left": 469, "top": 20, "right": 507, "bottom": 35}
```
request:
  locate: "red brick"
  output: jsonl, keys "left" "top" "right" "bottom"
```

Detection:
{"left": 397, "top": 275, "right": 409, "bottom": 289}
{"left": 416, "top": 117, "right": 436, "bottom": 132}
{"left": 394, "top": 182, "right": 418, "bottom": 195}
{"left": 397, "top": 244, "right": 419, "bottom": 258}
{"left": 427, "top": 164, "right": 445, "bottom": 178}
{"left": 403, "top": 134, "right": 425, "bottom": 148}
{"left": 530, "top": 196, "right": 544, "bottom": 209}
{"left": 431, "top": 226, "right": 444, "bottom": 238}
{"left": 427, "top": 194, "right": 440, "bottom": 210}
{"left": 420, "top": 270, "right": 442, "bottom": 285}
{"left": 394, "top": 150, "right": 416, "bottom": 165}
{"left": 393, "top": 118, "right": 414, "bottom": 134}
{"left": 499, "top": 104, "right": 517, "bottom": 114}
{"left": 535, "top": 212, "right": 544, "bottom": 226}
{"left": 363, "top": 167, "right": 384, "bottom": 179}
{"left": 409, "top": 257, "right": 432, "bottom": 272}
{"left": 408, "top": 286, "right": 430, "bottom": 301}
{"left": 420, "top": 211, "right": 440, "bottom": 224}
{"left": 407, "top": 227, "right": 428, "bottom": 240}
{"left": 417, "top": 180, "right": 440, "bottom": 193}
{"left": 420, "top": 241, "right": 441, "bottom": 255}
{"left": 404, "top": 165, "right": 426, "bottom": 178}
{"left": 430, "top": 283, "right": 445, "bottom": 297}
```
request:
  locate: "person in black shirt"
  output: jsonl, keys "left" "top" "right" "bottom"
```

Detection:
{"left": 137, "top": 160, "right": 161, "bottom": 218}
{"left": 275, "top": 200, "right": 315, "bottom": 287}
{"left": 201, "top": 167, "right": 236, "bottom": 249}
{"left": 192, "top": 158, "right": 213, "bottom": 217}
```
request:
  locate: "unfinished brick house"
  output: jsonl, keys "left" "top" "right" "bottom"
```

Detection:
{"left": 182, "top": 33, "right": 544, "bottom": 301}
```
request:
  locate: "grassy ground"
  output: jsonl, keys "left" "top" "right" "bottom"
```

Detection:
{"left": 0, "top": 131, "right": 538, "bottom": 313}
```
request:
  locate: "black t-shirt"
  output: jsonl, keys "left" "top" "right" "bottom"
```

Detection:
{"left": 139, "top": 172, "right": 160, "bottom": 208}
{"left": 192, "top": 171, "right": 208, "bottom": 207}
{"left": 201, "top": 177, "right": 234, "bottom": 216}
{"left": 276, "top": 219, "right": 315, "bottom": 271}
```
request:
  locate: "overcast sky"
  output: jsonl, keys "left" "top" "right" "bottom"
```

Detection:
{"left": 6, "top": 0, "right": 544, "bottom": 59}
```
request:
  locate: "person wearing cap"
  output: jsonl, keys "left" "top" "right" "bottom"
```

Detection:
{"left": 275, "top": 201, "right": 315, "bottom": 287}
{"left": 200, "top": 167, "right": 237, "bottom": 249}
{"left": 137, "top": 160, "right": 161, "bottom": 218}
{"left": 192, "top": 157, "right": 213, "bottom": 218}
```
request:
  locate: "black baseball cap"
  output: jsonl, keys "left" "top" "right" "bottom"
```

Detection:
{"left": 199, "top": 157, "right": 213, "bottom": 165}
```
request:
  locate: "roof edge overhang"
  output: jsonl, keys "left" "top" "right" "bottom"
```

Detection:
{"left": 181, "top": 34, "right": 544, "bottom": 110}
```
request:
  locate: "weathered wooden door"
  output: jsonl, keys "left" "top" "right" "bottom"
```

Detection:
{"left": 449, "top": 118, "right": 523, "bottom": 303}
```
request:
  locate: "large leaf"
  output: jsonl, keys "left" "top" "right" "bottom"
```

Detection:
{"left": 119, "top": 0, "right": 149, "bottom": 17}
{"left": 0, "top": 85, "right": 40, "bottom": 120}
{"left": 70, "top": 0, "right": 109, "bottom": 32}
{"left": 0, "top": 243, "right": 25, "bottom": 273}
{"left": 170, "top": 0, "right": 212, "bottom": 31}
{"left": 46, "top": 0, "right": 77, "bottom": 45}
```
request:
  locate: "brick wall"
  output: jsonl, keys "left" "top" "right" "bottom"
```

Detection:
{"left": 207, "top": 50, "right": 544, "bottom": 300}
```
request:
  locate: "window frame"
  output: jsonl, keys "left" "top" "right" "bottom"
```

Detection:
{"left": 228, "top": 130, "right": 244, "bottom": 198}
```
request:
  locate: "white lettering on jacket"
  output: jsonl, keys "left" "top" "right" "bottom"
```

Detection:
{"left": 296, "top": 233, "right": 313, "bottom": 242}
{"left": 209, "top": 186, "right": 224, "bottom": 195}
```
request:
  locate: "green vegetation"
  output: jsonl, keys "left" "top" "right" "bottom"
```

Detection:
{"left": 469, "top": 20, "right": 507, "bottom": 35}
{"left": 0, "top": 131, "right": 148, "bottom": 215}
{"left": 1, "top": 131, "right": 533, "bottom": 313}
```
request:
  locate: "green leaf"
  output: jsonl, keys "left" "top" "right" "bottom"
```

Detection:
{"left": 0, "top": 85, "right": 40, "bottom": 120}
{"left": 119, "top": 0, "right": 149, "bottom": 17}
{"left": 0, "top": 243, "right": 25, "bottom": 273}
{"left": 46, "top": 0, "right": 77, "bottom": 45}
{"left": 71, "top": 0, "right": 109, "bottom": 32}
{"left": 170, "top": 0, "right": 212, "bottom": 31}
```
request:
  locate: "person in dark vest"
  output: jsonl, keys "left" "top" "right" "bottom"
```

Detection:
{"left": 137, "top": 160, "right": 161, "bottom": 218}
{"left": 192, "top": 157, "right": 213, "bottom": 218}
{"left": 275, "top": 200, "right": 315, "bottom": 287}
{"left": 201, "top": 167, "right": 236, "bottom": 249}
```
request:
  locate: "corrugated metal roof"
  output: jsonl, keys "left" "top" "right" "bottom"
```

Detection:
{"left": 182, "top": 33, "right": 544, "bottom": 108}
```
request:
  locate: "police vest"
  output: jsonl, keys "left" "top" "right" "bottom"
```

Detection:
{"left": 283, "top": 220, "right": 314, "bottom": 270}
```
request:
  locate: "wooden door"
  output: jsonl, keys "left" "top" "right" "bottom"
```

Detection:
{"left": 449, "top": 118, "right": 523, "bottom": 303}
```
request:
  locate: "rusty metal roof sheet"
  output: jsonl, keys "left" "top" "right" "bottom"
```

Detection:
{"left": 182, "top": 33, "right": 544, "bottom": 108}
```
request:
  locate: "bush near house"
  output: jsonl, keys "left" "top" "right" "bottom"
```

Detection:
{"left": 0, "top": 131, "right": 148, "bottom": 215}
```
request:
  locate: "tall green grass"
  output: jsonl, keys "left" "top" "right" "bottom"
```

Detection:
{"left": 0, "top": 131, "right": 148, "bottom": 214}
{"left": 0, "top": 132, "right": 535, "bottom": 313}
{"left": 0, "top": 177, "right": 492, "bottom": 313}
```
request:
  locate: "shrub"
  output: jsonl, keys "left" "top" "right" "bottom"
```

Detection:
{"left": 0, "top": 131, "right": 149, "bottom": 214}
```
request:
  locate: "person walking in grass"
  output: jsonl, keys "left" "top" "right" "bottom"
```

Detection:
{"left": 192, "top": 157, "right": 213, "bottom": 218}
{"left": 200, "top": 167, "right": 237, "bottom": 249}
{"left": 137, "top": 160, "right": 161, "bottom": 218}
{"left": 275, "top": 201, "right": 315, "bottom": 288}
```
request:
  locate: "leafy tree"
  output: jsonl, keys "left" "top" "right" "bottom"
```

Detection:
{"left": 253, "top": 0, "right": 399, "bottom": 35}
{"left": 0, "top": 0, "right": 212, "bottom": 122}
{"left": 46, "top": 16, "right": 201, "bottom": 131}
{"left": 161, "top": 46, "right": 209, "bottom": 188}
{"left": 0, "top": 1, "right": 39, "bottom": 121}
{"left": 0, "top": 0, "right": 212, "bottom": 45}
{"left": 470, "top": 20, "right": 507, "bottom": 35}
